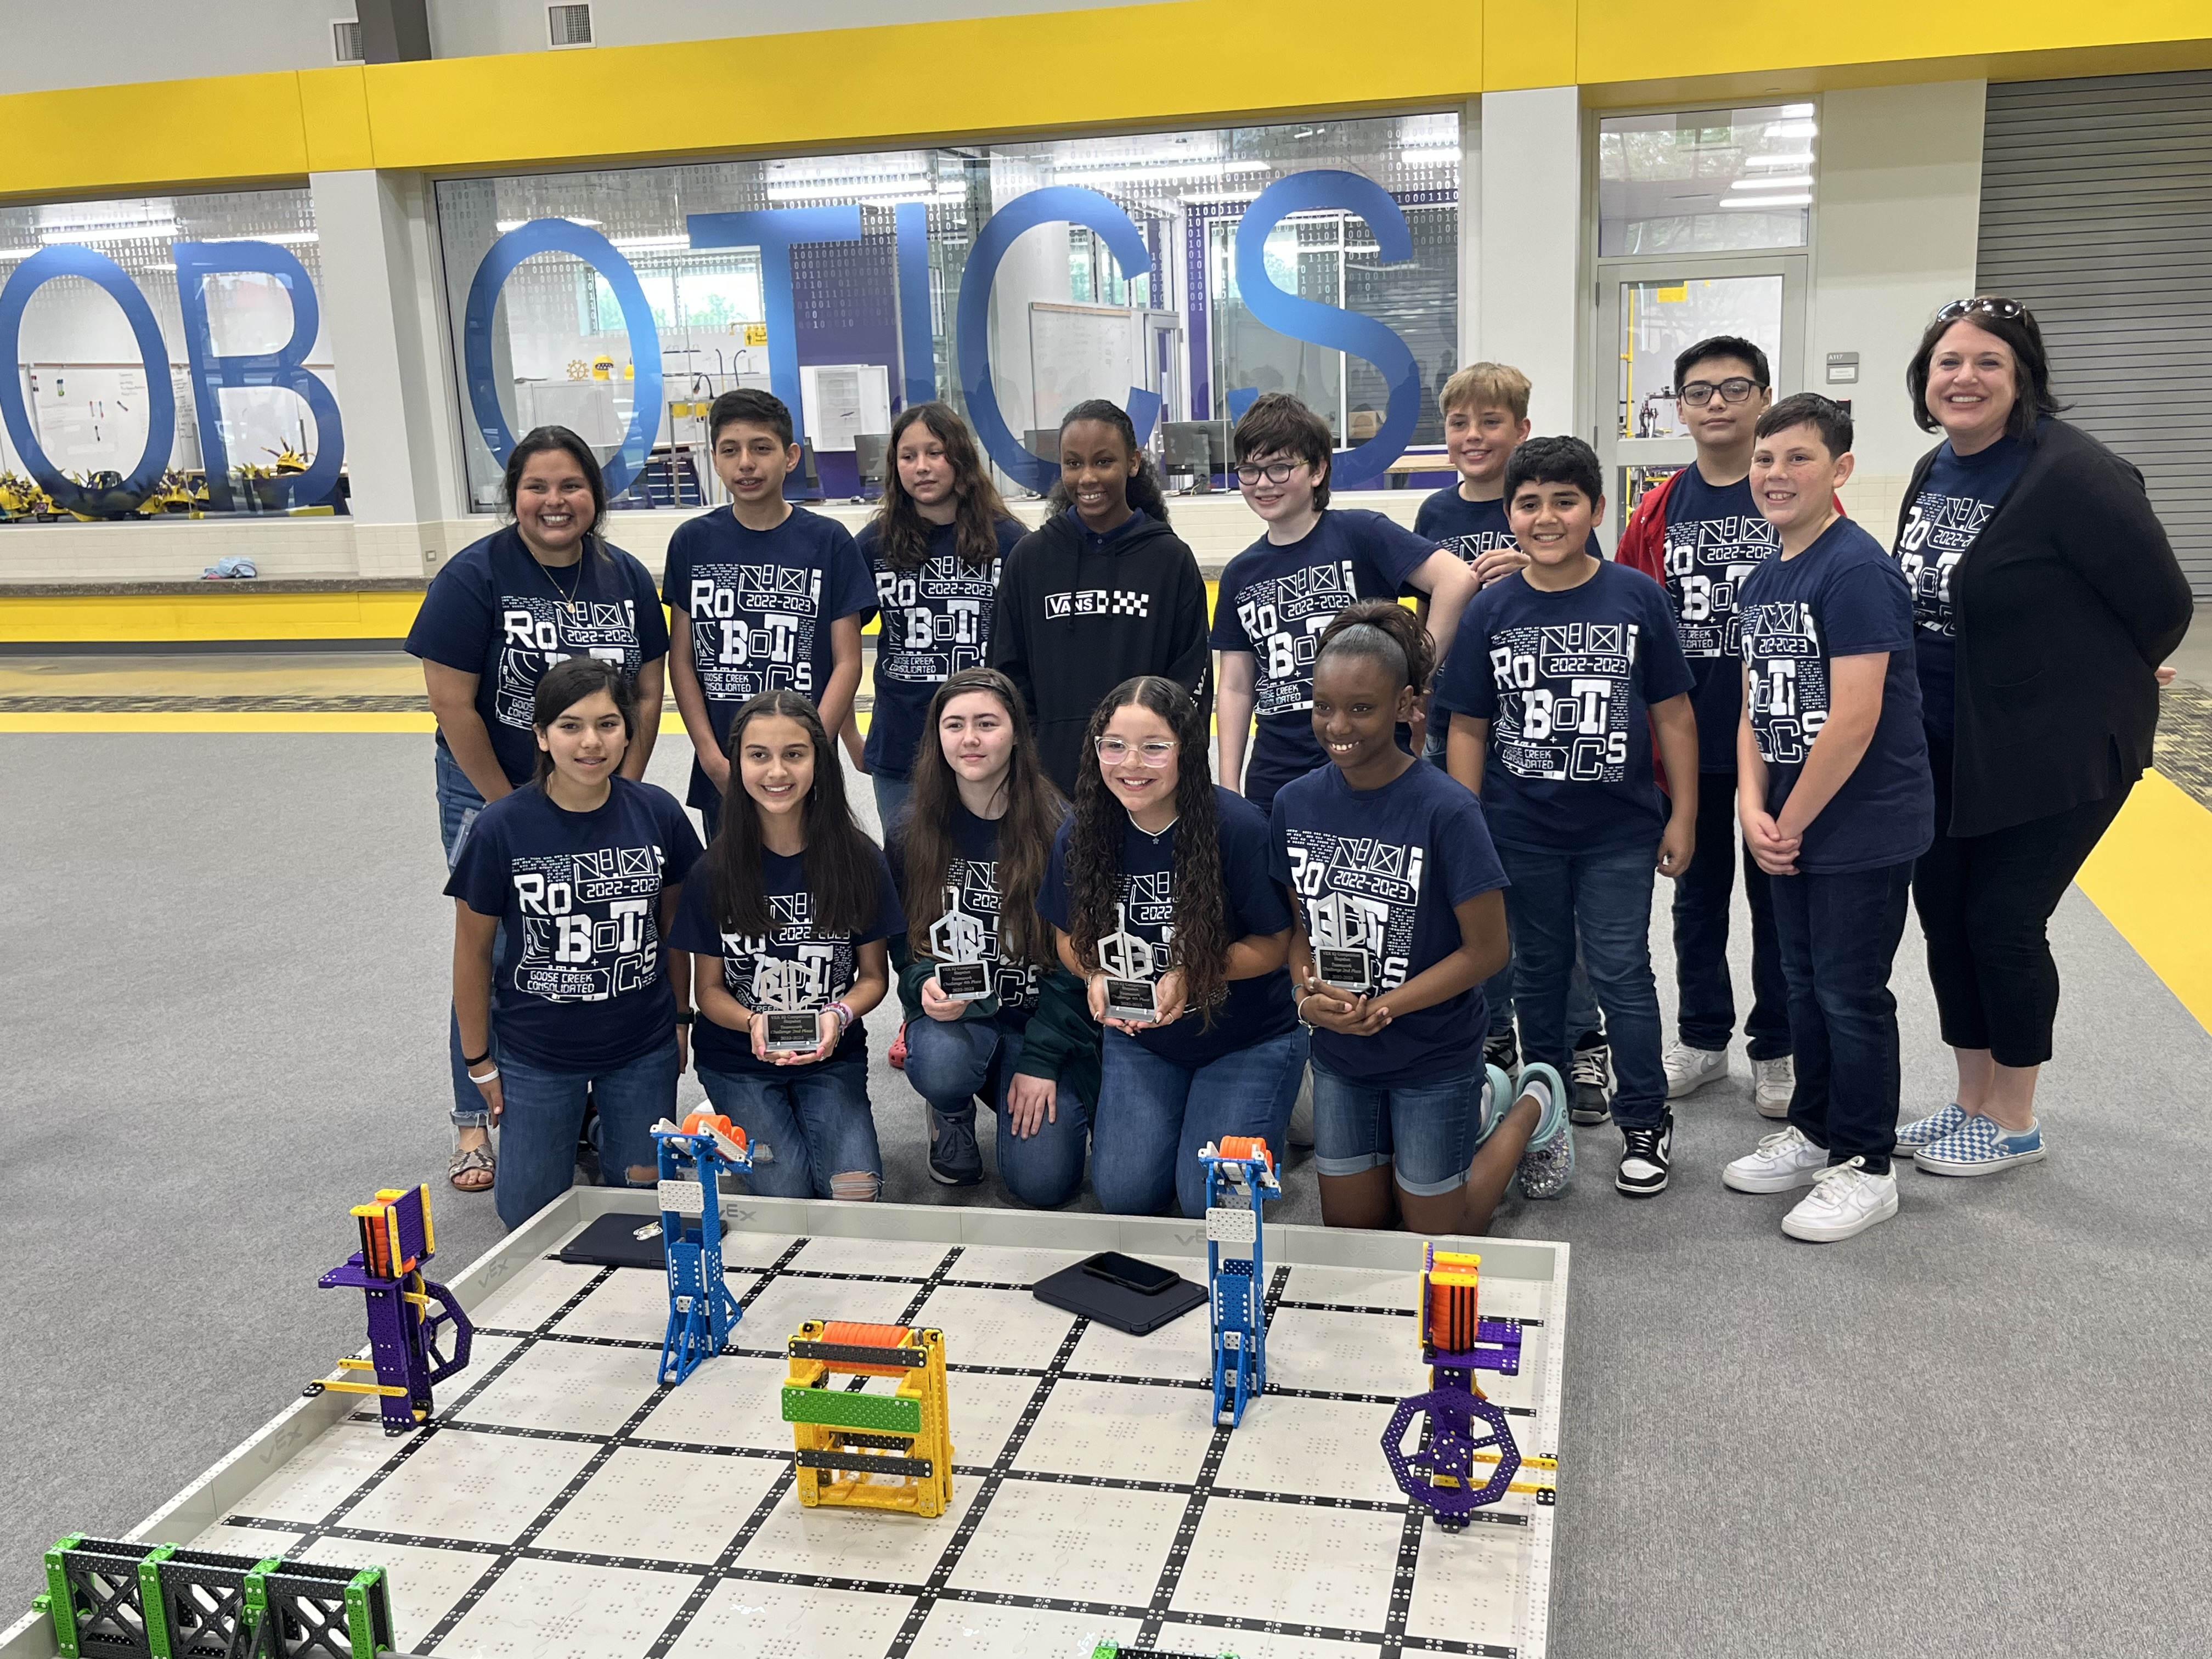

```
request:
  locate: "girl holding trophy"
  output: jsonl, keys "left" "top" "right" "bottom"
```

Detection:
{"left": 1039, "top": 675, "right": 1305, "bottom": 1218}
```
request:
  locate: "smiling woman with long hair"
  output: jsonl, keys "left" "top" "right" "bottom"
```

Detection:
{"left": 854, "top": 403, "right": 1028, "bottom": 832}
{"left": 888, "top": 668, "right": 1099, "bottom": 1204}
{"left": 1035, "top": 675, "right": 1305, "bottom": 1218}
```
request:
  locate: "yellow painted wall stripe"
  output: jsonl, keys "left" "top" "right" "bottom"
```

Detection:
{"left": 0, "top": 592, "right": 427, "bottom": 645}
{"left": 0, "top": 2, "right": 2207, "bottom": 200}
{"left": 2074, "top": 770, "right": 2212, "bottom": 1034}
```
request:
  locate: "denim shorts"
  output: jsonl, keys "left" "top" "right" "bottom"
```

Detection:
{"left": 1310, "top": 1062, "right": 1484, "bottom": 1196}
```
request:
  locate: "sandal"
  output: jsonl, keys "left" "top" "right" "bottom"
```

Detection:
{"left": 449, "top": 1141, "right": 496, "bottom": 1192}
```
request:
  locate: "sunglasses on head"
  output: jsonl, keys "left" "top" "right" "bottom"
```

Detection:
{"left": 1935, "top": 296, "right": 2026, "bottom": 323}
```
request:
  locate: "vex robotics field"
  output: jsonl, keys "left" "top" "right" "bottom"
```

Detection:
{"left": 15, "top": 1163, "right": 1567, "bottom": 1659}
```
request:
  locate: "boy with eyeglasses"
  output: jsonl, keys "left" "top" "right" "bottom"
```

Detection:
{"left": 1616, "top": 335, "right": 1797, "bottom": 1119}
{"left": 1212, "top": 393, "right": 1476, "bottom": 814}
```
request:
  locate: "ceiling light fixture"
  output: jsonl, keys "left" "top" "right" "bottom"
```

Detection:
{"left": 1721, "top": 194, "right": 1811, "bottom": 208}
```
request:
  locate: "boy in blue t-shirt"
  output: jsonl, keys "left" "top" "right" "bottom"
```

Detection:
{"left": 1211, "top": 393, "right": 1474, "bottom": 813}
{"left": 1616, "top": 336, "right": 1795, "bottom": 1115}
{"left": 1433, "top": 437, "right": 1699, "bottom": 1199}
{"left": 662, "top": 388, "right": 877, "bottom": 838}
{"left": 1414, "top": 363, "right": 1610, "bottom": 1111}
{"left": 1721, "top": 395, "right": 1934, "bottom": 1244}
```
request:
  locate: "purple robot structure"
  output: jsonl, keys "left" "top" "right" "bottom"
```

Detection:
{"left": 311, "top": 1184, "right": 473, "bottom": 1436}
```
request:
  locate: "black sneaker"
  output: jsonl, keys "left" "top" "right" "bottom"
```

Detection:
{"left": 1569, "top": 1036, "right": 1612, "bottom": 1126}
{"left": 1616, "top": 1114, "right": 1673, "bottom": 1197}
{"left": 925, "top": 1100, "right": 984, "bottom": 1188}
{"left": 1483, "top": 1027, "right": 1519, "bottom": 1074}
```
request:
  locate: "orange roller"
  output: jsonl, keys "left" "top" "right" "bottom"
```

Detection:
{"left": 820, "top": 1320, "right": 914, "bottom": 1376}
{"left": 681, "top": 1111, "right": 746, "bottom": 1150}
{"left": 1218, "top": 1136, "right": 1275, "bottom": 1176}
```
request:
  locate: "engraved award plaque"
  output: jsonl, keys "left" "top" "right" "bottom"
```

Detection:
{"left": 1312, "top": 892, "right": 1375, "bottom": 994}
{"left": 1098, "top": 902, "right": 1161, "bottom": 1024}
{"left": 753, "top": 953, "right": 825, "bottom": 1054}
{"left": 930, "top": 883, "right": 993, "bottom": 1003}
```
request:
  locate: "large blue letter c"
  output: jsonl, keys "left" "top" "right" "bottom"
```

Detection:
{"left": 956, "top": 187, "right": 1161, "bottom": 494}
{"left": 464, "top": 220, "right": 663, "bottom": 498}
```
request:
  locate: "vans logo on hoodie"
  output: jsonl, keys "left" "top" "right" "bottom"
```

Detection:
{"left": 1045, "top": 587, "right": 1151, "bottom": 619}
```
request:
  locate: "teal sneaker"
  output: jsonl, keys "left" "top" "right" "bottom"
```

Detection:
{"left": 1894, "top": 1102, "right": 1967, "bottom": 1157}
{"left": 1514, "top": 1062, "right": 1574, "bottom": 1200}
{"left": 1473, "top": 1063, "right": 1513, "bottom": 1150}
{"left": 1915, "top": 1116, "right": 2046, "bottom": 1177}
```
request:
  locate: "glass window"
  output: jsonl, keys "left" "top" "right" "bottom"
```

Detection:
{"left": 1616, "top": 275, "right": 1785, "bottom": 440}
{"left": 1598, "top": 104, "right": 1817, "bottom": 257}
{"left": 0, "top": 188, "right": 338, "bottom": 519}
{"left": 434, "top": 111, "right": 1458, "bottom": 510}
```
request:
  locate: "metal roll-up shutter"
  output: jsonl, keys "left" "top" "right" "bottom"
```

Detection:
{"left": 1979, "top": 70, "right": 2212, "bottom": 597}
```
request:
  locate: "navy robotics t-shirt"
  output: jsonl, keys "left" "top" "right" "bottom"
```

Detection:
{"left": 1039, "top": 785, "right": 1297, "bottom": 1070}
{"left": 444, "top": 776, "right": 703, "bottom": 1070}
{"left": 889, "top": 799, "right": 1063, "bottom": 1027}
{"left": 406, "top": 527, "right": 670, "bottom": 788}
{"left": 670, "top": 843, "right": 905, "bottom": 1075}
{"left": 1740, "top": 517, "right": 1933, "bottom": 874}
{"left": 1269, "top": 760, "right": 1508, "bottom": 1090}
{"left": 1658, "top": 469, "right": 1780, "bottom": 773}
{"left": 661, "top": 506, "right": 878, "bottom": 808}
{"left": 1432, "top": 562, "right": 1694, "bottom": 855}
{"left": 1894, "top": 433, "right": 2030, "bottom": 740}
{"left": 1414, "top": 487, "right": 1601, "bottom": 571}
{"left": 857, "top": 516, "right": 1027, "bottom": 780}
{"left": 1209, "top": 508, "right": 1437, "bottom": 810}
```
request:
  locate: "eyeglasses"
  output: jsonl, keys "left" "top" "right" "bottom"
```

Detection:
{"left": 1096, "top": 737, "right": 1178, "bottom": 766}
{"left": 1234, "top": 461, "right": 1304, "bottom": 486}
{"left": 1678, "top": 377, "right": 1762, "bottom": 407}
{"left": 1935, "top": 296, "right": 2025, "bottom": 323}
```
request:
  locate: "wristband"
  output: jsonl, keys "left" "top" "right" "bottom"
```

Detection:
{"left": 463, "top": 1048, "right": 492, "bottom": 1067}
{"left": 828, "top": 1000, "right": 855, "bottom": 1034}
{"left": 673, "top": 1009, "right": 693, "bottom": 1026}
{"left": 467, "top": 1066, "right": 500, "bottom": 1085}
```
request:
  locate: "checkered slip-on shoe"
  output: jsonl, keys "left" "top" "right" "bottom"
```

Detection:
{"left": 1915, "top": 1116, "right": 2046, "bottom": 1178}
{"left": 1514, "top": 1063, "right": 1575, "bottom": 1200}
{"left": 1893, "top": 1102, "right": 1966, "bottom": 1156}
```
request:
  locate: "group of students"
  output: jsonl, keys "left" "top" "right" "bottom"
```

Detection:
{"left": 410, "top": 295, "right": 2191, "bottom": 1246}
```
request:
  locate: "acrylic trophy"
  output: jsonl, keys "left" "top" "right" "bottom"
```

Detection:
{"left": 929, "top": 884, "right": 995, "bottom": 1007}
{"left": 753, "top": 953, "right": 826, "bottom": 1054}
{"left": 1098, "top": 901, "right": 1162, "bottom": 1023}
{"left": 1312, "top": 891, "right": 1375, "bottom": 994}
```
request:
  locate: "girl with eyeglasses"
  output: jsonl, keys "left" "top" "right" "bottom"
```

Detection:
{"left": 889, "top": 668, "right": 1101, "bottom": 1203}
{"left": 1037, "top": 676, "right": 1305, "bottom": 1217}
{"left": 989, "top": 399, "right": 1211, "bottom": 796}
{"left": 1887, "top": 298, "right": 2191, "bottom": 1178}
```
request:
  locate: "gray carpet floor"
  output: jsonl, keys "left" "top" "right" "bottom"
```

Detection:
{"left": 2, "top": 731, "right": 2207, "bottom": 1657}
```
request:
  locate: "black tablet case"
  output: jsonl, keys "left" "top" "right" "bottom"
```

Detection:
{"left": 1031, "top": 1259, "right": 1206, "bottom": 1335}
{"left": 556, "top": 1210, "right": 720, "bottom": 1270}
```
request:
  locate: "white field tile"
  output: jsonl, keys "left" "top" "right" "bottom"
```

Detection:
{"left": 1169, "top": 1494, "right": 1406, "bottom": 1632}
{"left": 534, "top": 1445, "right": 785, "bottom": 1566}
{"left": 905, "top": 1599, "right": 1140, "bottom": 1659}
{"left": 450, "top": 1339, "right": 661, "bottom": 1437}
{"left": 736, "top": 1476, "right": 978, "bottom": 1587}
{"left": 427, "top": 1556, "right": 700, "bottom": 1658}
{"left": 343, "top": 1429, "right": 599, "bottom": 1545}
{"left": 295, "top": 1535, "right": 496, "bottom": 1651}
{"left": 632, "top": 1353, "right": 792, "bottom": 1452}
{"left": 1211, "top": 1391, "right": 1405, "bottom": 1505}
{"left": 1013, "top": 1376, "right": 1216, "bottom": 1486}
{"left": 907, "top": 1283, "right": 1079, "bottom": 1372}
{"left": 943, "top": 1478, "right": 1180, "bottom": 1604}
{"left": 661, "top": 1579, "right": 916, "bottom": 1657}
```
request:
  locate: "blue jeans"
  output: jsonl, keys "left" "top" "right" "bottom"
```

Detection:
{"left": 494, "top": 1036, "right": 679, "bottom": 1230}
{"left": 1311, "top": 1063, "right": 1482, "bottom": 1197}
{"left": 871, "top": 771, "right": 912, "bottom": 838}
{"left": 1672, "top": 771, "right": 1791, "bottom": 1058}
{"left": 1482, "top": 934, "right": 1602, "bottom": 1045}
{"left": 699, "top": 1056, "right": 882, "bottom": 1200}
{"left": 903, "top": 1015, "right": 1091, "bottom": 1207}
{"left": 1093, "top": 1028, "right": 1307, "bottom": 1218}
{"left": 1771, "top": 861, "right": 1913, "bottom": 1172}
{"left": 1499, "top": 843, "right": 1666, "bottom": 1128}
{"left": 436, "top": 745, "right": 498, "bottom": 1130}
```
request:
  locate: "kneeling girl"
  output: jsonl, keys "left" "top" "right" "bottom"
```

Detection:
{"left": 891, "top": 667, "right": 1101, "bottom": 1204}
{"left": 447, "top": 657, "right": 703, "bottom": 1229}
{"left": 1271, "top": 602, "right": 1576, "bottom": 1232}
{"left": 674, "top": 690, "right": 904, "bottom": 1201}
{"left": 1039, "top": 675, "right": 1305, "bottom": 1217}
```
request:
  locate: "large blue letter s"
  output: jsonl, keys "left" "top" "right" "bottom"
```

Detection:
{"left": 173, "top": 241, "right": 344, "bottom": 510}
{"left": 1231, "top": 172, "right": 1421, "bottom": 489}
{"left": 956, "top": 187, "right": 1161, "bottom": 495}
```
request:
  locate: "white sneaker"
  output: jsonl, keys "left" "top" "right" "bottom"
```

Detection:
{"left": 1663, "top": 1043, "right": 1729, "bottom": 1099}
{"left": 1781, "top": 1158, "right": 1899, "bottom": 1242}
{"left": 1751, "top": 1054, "right": 1795, "bottom": 1119}
{"left": 1722, "top": 1125, "right": 1828, "bottom": 1194}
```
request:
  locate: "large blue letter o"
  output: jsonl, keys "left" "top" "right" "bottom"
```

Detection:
{"left": 463, "top": 220, "right": 663, "bottom": 499}
{"left": 0, "top": 246, "right": 177, "bottom": 512}
{"left": 956, "top": 187, "right": 1161, "bottom": 494}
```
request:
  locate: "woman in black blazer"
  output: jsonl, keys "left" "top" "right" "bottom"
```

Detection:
{"left": 1889, "top": 298, "right": 2192, "bottom": 1178}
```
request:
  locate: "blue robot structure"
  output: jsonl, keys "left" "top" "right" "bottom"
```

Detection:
{"left": 652, "top": 1112, "right": 757, "bottom": 1385}
{"left": 1198, "top": 1136, "right": 1280, "bottom": 1427}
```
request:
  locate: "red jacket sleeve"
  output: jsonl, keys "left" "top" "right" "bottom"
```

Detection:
{"left": 1615, "top": 470, "right": 1674, "bottom": 581}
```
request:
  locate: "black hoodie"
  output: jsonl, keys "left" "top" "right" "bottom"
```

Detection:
{"left": 989, "top": 507, "right": 1212, "bottom": 795}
